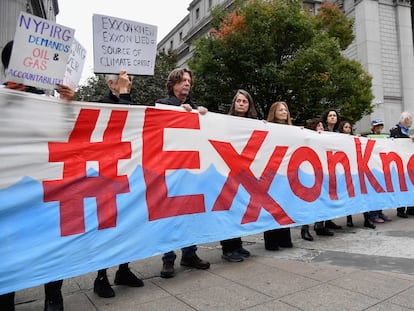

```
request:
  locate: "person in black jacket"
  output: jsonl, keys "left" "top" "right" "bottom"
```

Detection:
{"left": 220, "top": 89, "right": 256, "bottom": 262}
{"left": 155, "top": 68, "right": 209, "bottom": 278}
{"left": 390, "top": 111, "right": 414, "bottom": 218}
{"left": 92, "top": 70, "right": 144, "bottom": 298}
{"left": 1, "top": 40, "right": 74, "bottom": 311}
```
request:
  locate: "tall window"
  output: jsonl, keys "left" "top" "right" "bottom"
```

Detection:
{"left": 179, "top": 31, "right": 183, "bottom": 42}
{"left": 209, "top": 0, "right": 213, "bottom": 8}
{"left": 196, "top": 8, "right": 200, "bottom": 20}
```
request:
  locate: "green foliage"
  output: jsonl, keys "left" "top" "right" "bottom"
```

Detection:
{"left": 189, "top": 0, "right": 373, "bottom": 125}
{"left": 313, "top": 2, "right": 355, "bottom": 50}
{"left": 74, "top": 52, "right": 177, "bottom": 105}
{"left": 74, "top": 75, "right": 107, "bottom": 102}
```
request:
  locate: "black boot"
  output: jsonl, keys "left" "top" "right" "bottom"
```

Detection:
{"left": 94, "top": 269, "right": 115, "bottom": 298}
{"left": 0, "top": 292, "right": 15, "bottom": 311}
{"left": 44, "top": 280, "right": 63, "bottom": 311}
{"left": 314, "top": 222, "right": 334, "bottom": 236}
{"left": 301, "top": 225, "right": 313, "bottom": 241}
{"left": 346, "top": 215, "right": 354, "bottom": 227}
{"left": 325, "top": 220, "right": 342, "bottom": 229}
{"left": 363, "top": 212, "right": 376, "bottom": 229}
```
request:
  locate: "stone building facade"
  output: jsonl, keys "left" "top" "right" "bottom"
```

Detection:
{"left": 157, "top": 0, "right": 414, "bottom": 133}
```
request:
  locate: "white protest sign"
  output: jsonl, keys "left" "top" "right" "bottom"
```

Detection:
{"left": 6, "top": 12, "right": 75, "bottom": 90}
{"left": 63, "top": 38, "right": 87, "bottom": 90}
{"left": 92, "top": 14, "right": 157, "bottom": 75}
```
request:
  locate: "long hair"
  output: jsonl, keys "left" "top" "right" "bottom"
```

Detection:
{"left": 228, "top": 89, "right": 257, "bottom": 119}
{"left": 321, "top": 109, "right": 340, "bottom": 132}
{"left": 305, "top": 118, "right": 323, "bottom": 131}
{"left": 338, "top": 120, "right": 353, "bottom": 135}
{"left": 1, "top": 40, "right": 13, "bottom": 72}
{"left": 166, "top": 68, "right": 193, "bottom": 96}
{"left": 266, "top": 101, "right": 292, "bottom": 125}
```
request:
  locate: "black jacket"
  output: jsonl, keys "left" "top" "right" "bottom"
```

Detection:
{"left": 389, "top": 124, "right": 410, "bottom": 138}
{"left": 155, "top": 95, "right": 197, "bottom": 109}
{"left": 100, "top": 91, "right": 134, "bottom": 105}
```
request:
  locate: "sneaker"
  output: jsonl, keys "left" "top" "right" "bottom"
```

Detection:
{"left": 160, "top": 261, "right": 175, "bottom": 278}
{"left": 325, "top": 220, "right": 342, "bottom": 229}
{"left": 379, "top": 214, "right": 392, "bottom": 221}
{"left": 236, "top": 247, "right": 250, "bottom": 258}
{"left": 222, "top": 251, "right": 244, "bottom": 262}
{"left": 44, "top": 298, "right": 63, "bottom": 311}
{"left": 114, "top": 268, "right": 144, "bottom": 287}
{"left": 94, "top": 276, "right": 115, "bottom": 298}
{"left": 180, "top": 255, "right": 210, "bottom": 269}
{"left": 372, "top": 216, "right": 385, "bottom": 224}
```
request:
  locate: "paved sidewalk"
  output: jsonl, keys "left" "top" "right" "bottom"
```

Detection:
{"left": 15, "top": 211, "right": 414, "bottom": 310}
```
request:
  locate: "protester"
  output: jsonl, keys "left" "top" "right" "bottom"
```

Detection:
{"left": 320, "top": 109, "right": 343, "bottom": 230}
{"left": 263, "top": 101, "right": 294, "bottom": 250}
{"left": 390, "top": 111, "right": 414, "bottom": 218}
{"left": 303, "top": 118, "right": 334, "bottom": 237}
{"left": 92, "top": 70, "right": 144, "bottom": 298}
{"left": 366, "top": 119, "right": 392, "bottom": 223}
{"left": 220, "top": 89, "right": 257, "bottom": 262}
{"left": 338, "top": 120, "right": 376, "bottom": 229}
{"left": 155, "top": 68, "right": 210, "bottom": 278}
{"left": 1, "top": 40, "right": 74, "bottom": 311}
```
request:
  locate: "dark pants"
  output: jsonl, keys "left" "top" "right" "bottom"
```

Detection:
{"left": 264, "top": 228, "right": 292, "bottom": 248}
{"left": 162, "top": 245, "right": 197, "bottom": 263}
{"left": 220, "top": 237, "right": 242, "bottom": 253}
{"left": 0, "top": 292, "right": 15, "bottom": 311}
{"left": 0, "top": 280, "right": 62, "bottom": 311}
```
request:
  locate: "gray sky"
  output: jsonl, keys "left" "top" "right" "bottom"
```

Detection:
{"left": 57, "top": 0, "right": 190, "bottom": 84}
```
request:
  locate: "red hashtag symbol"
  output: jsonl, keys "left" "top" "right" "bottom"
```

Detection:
{"left": 43, "top": 109, "right": 131, "bottom": 236}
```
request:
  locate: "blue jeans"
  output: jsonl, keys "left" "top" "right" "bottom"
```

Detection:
{"left": 162, "top": 245, "right": 197, "bottom": 263}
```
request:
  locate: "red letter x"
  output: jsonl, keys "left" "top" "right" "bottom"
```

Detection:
{"left": 210, "top": 130, "right": 294, "bottom": 225}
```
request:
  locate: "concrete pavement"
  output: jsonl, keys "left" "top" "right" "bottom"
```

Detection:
{"left": 15, "top": 210, "right": 414, "bottom": 310}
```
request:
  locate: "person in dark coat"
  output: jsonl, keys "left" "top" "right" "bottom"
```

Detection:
{"left": 155, "top": 68, "right": 210, "bottom": 278}
{"left": 1, "top": 40, "right": 74, "bottom": 311}
{"left": 390, "top": 111, "right": 414, "bottom": 218}
{"left": 92, "top": 70, "right": 144, "bottom": 298}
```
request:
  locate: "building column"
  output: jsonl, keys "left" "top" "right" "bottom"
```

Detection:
{"left": 395, "top": 0, "right": 414, "bottom": 113}
{"left": 354, "top": 0, "right": 385, "bottom": 131}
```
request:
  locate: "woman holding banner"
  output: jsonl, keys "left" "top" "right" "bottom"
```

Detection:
{"left": 220, "top": 89, "right": 257, "bottom": 262}
{"left": 263, "top": 101, "right": 294, "bottom": 250}
{"left": 320, "top": 109, "right": 343, "bottom": 231}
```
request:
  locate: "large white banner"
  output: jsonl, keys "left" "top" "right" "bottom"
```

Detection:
{"left": 1, "top": 88, "right": 414, "bottom": 294}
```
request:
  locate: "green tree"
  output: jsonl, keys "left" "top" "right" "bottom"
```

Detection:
{"left": 74, "top": 52, "right": 177, "bottom": 105}
{"left": 189, "top": 0, "right": 373, "bottom": 124}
